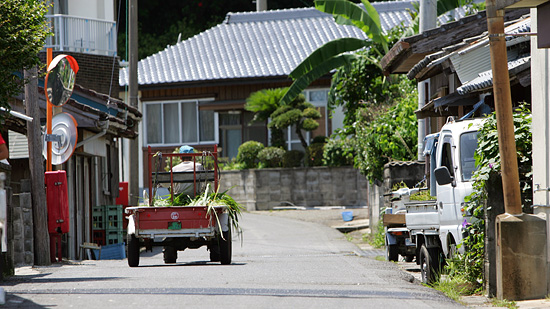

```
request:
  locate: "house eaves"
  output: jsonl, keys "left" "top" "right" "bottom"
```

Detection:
{"left": 381, "top": 8, "right": 529, "bottom": 75}
{"left": 120, "top": 2, "right": 416, "bottom": 87}
{"left": 406, "top": 33, "right": 483, "bottom": 80}
{"left": 449, "top": 16, "right": 531, "bottom": 84}
{"left": 406, "top": 14, "right": 530, "bottom": 82}
{"left": 9, "top": 84, "right": 141, "bottom": 140}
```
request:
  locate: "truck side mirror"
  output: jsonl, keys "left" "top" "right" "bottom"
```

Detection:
{"left": 434, "top": 166, "right": 454, "bottom": 186}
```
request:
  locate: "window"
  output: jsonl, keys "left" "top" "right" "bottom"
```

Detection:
{"left": 460, "top": 131, "right": 479, "bottom": 181}
{"left": 144, "top": 100, "right": 216, "bottom": 146}
{"left": 440, "top": 139, "right": 455, "bottom": 178}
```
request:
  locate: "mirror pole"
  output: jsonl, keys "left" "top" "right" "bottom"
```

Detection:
{"left": 46, "top": 48, "right": 53, "bottom": 172}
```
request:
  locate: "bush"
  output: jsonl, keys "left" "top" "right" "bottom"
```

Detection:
{"left": 236, "top": 141, "right": 264, "bottom": 168}
{"left": 323, "top": 138, "right": 354, "bottom": 167}
{"left": 306, "top": 143, "right": 325, "bottom": 166}
{"left": 257, "top": 147, "right": 285, "bottom": 168}
{"left": 311, "top": 135, "right": 327, "bottom": 144}
{"left": 283, "top": 150, "right": 304, "bottom": 168}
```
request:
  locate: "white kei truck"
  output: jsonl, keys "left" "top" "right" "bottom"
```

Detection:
{"left": 405, "top": 117, "right": 484, "bottom": 284}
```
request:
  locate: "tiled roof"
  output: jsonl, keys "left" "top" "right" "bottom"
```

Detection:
{"left": 119, "top": 1, "right": 415, "bottom": 86}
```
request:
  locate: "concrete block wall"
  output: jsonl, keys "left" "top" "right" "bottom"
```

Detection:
{"left": 220, "top": 166, "right": 368, "bottom": 211}
{"left": 10, "top": 192, "right": 34, "bottom": 266}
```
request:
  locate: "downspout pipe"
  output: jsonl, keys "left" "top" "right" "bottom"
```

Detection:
{"left": 76, "top": 121, "right": 108, "bottom": 148}
{"left": 75, "top": 129, "right": 107, "bottom": 148}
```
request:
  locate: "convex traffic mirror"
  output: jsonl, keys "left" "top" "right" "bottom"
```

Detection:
{"left": 45, "top": 55, "right": 79, "bottom": 106}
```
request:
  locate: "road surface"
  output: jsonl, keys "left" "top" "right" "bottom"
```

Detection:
{"left": 2, "top": 212, "right": 462, "bottom": 308}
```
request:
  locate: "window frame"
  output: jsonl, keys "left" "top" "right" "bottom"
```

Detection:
{"left": 143, "top": 98, "right": 217, "bottom": 147}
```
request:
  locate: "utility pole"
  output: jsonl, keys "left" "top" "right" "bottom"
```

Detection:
{"left": 486, "top": 2, "right": 522, "bottom": 215}
{"left": 25, "top": 67, "right": 51, "bottom": 266}
{"left": 486, "top": 0, "right": 547, "bottom": 300}
{"left": 128, "top": 0, "right": 140, "bottom": 206}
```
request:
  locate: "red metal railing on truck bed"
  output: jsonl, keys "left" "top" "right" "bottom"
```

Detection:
{"left": 147, "top": 145, "right": 219, "bottom": 206}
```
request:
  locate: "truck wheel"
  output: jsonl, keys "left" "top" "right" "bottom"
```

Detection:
{"left": 219, "top": 227, "right": 232, "bottom": 265}
{"left": 209, "top": 243, "right": 221, "bottom": 262}
{"left": 420, "top": 245, "right": 440, "bottom": 284}
{"left": 127, "top": 234, "right": 140, "bottom": 267}
{"left": 387, "top": 244, "right": 399, "bottom": 262}
{"left": 163, "top": 246, "right": 177, "bottom": 264}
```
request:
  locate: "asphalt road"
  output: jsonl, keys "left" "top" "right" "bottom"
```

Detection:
{"left": 2, "top": 212, "right": 463, "bottom": 308}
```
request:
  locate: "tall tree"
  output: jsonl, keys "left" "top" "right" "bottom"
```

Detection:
{"left": 0, "top": 0, "right": 51, "bottom": 115}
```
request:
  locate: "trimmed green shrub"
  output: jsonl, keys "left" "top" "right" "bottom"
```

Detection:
{"left": 311, "top": 135, "right": 327, "bottom": 144}
{"left": 306, "top": 143, "right": 325, "bottom": 166}
{"left": 270, "top": 128, "right": 285, "bottom": 148}
{"left": 283, "top": 150, "right": 304, "bottom": 168}
{"left": 236, "top": 141, "right": 264, "bottom": 168}
{"left": 257, "top": 147, "right": 285, "bottom": 168}
{"left": 323, "top": 138, "right": 354, "bottom": 167}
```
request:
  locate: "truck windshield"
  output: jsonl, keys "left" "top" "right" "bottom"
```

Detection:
{"left": 460, "top": 131, "right": 479, "bottom": 181}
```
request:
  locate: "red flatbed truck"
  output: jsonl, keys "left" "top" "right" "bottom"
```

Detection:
{"left": 125, "top": 146, "right": 231, "bottom": 267}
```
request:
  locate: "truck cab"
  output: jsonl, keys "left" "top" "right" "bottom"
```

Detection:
{"left": 434, "top": 118, "right": 483, "bottom": 257}
{"left": 405, "top": 117, "right": 484, "bottom": 283}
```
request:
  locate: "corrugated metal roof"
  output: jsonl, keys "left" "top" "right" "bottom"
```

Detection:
{"left": 456, "top": 55, "right": 531, "bottom": 95}
{"left": 120, "top": 2, "right": 415, "bottom": 87}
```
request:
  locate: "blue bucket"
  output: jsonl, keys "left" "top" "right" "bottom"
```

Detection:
{"left": 342, "top": 211, "right": 353, "bottom": 222}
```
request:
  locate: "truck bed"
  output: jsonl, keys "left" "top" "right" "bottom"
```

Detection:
{"left": 126, "top": 205, "right": 225, "bottom": 239}
{"left": 405, "top": 200, "right": 439, "bottom": 231}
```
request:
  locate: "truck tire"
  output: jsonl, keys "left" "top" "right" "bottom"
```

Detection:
{"left": 387, "top": 244, "right": 399, "bottom": 262}
{"left": 127, "top": 234, "right": 140, "bottom": 267}
{"left": 209, "top": 243, "right": 221, "bottom": 262}
{"left": 420, "top": 245, "right": 440, "bottom": 284}
{"left": 219, "top": 227, "right": 232, "bottom": 265}
{"left": 163, "top": 246, "right": 177, "bottom": 264}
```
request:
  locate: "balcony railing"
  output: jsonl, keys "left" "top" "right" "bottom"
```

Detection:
{"left": 44, "top": 15, "right": 117, "bottom": 56}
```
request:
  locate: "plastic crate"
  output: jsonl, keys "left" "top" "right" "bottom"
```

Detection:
{"left": 105, "top": 205, "right": 123, "bottom": 230}
{"left": 106, "top": 230, "right": 124, "bottom": 245}
{"left": 92, "top": 242, "right": 126, "bottom": 260}
{"left": 92, "top": 206, "right": 105, "bottom": 229}
{"left": 92, "top": 229, "right": 105, "bottom": 246}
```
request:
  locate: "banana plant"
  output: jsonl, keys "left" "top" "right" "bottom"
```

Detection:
{"left": 279, "top": 0, "right": 480, "bottom": 107}
{"left": 279, "top": 0, "right": 385, "bottom": 106}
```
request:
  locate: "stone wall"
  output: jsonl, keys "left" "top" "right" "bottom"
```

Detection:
{"left": 10, "top": 180, "right": 34, "bottom": 267}
{"left": 220, "top": 166, "right": 368, "bottom": 211}
{"left": 383, "top": 161, "right": 426, "bottom": 194}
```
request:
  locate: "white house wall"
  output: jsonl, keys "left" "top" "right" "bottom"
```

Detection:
{"left": 68, "top": 0, "right": 114, "bottom": 21}
{"left": 530, "top": 9, "right": 550, "bottom": 273}
{"left": 331, "top": 105, "right": 345, "bottom": 133}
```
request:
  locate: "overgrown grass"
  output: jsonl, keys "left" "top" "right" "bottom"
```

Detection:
{"left": 491, "top": 298, "right": 517, "bottom": 309}
{"left": 344, "top": 232, "right": 353, "bottom": 242}
{"left": 364, "top": 219, "right": 385, "bottom": 249}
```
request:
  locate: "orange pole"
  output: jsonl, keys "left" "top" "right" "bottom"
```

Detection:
{"left": 46, "top": 48, "right": 53, "bottom": 172}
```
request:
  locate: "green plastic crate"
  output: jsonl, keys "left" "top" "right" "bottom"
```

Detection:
{"left": 105, "top": 205, "right": 123, "bottom": 231}
{"left": 92, "top": 206, "right": 105, "bottom": 229}
{"left": 106, "top": 230, "right": 124, "bottom": 245}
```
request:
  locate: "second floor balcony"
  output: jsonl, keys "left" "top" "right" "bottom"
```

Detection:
{"left": 45, "top": 15, "right": 117, "bottom": 57}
